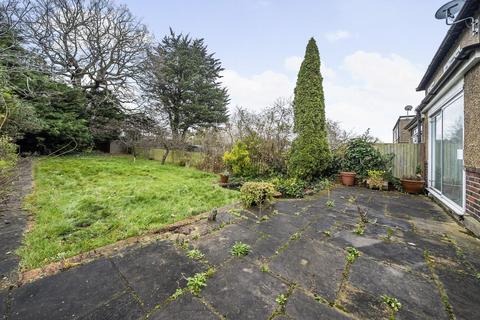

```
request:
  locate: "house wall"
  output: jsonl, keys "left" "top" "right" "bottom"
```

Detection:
{"left": 464, "top": 63, "right": 480, "bottom": 227}
{"left": 425, "top": 9, "right": 480, "bottom": 94}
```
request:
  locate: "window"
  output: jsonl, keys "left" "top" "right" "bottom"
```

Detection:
{"left": 430, "top": 94, "right": 464, "bottom": 208}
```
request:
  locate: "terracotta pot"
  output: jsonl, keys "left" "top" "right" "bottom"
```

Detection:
{"left": 401, "top": 179, "right": 425, "bottom": 194}
{"left": 219, "top": 174, "right": 229, "bottom": 184}
{"left": 340, "top": 172, "right": 356, "bottom": 186}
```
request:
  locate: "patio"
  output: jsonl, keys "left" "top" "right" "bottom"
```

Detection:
{"left": 1, "top": 186, "right": 479, "bottom": 319}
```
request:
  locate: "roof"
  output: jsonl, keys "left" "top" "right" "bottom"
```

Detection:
{"left": 416, "top": 0, "right": 479, "bottom": 91}
{"left": 393, "top": 115, "right": 414, "bottom": 131}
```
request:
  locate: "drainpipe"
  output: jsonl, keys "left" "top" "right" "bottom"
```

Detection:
{"left": 416, "top": 109, "right": 422, "bottom": 144}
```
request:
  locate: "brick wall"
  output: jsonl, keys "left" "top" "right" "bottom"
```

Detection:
{"left": 466, "top": 167, "right": 480, "bottom": 222}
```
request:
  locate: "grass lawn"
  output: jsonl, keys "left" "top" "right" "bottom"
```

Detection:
{"left": 19, "top": 155, "right": 238, "bottom": 269}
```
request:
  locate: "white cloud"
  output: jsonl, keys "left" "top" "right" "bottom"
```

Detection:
{"left": 221, "top": 51, "right": 423, "bottom": 142}
{"left": 283, "top": 56, "right": 303, "bottom": 73}
{"left": 325, "top": 30, "right": 352, "bottom": 42}
{"left": 324, "top": 51, "right": 424, "bottom": 142}
{"left": 220, "top": 69, "right": 294, "bottom": 111}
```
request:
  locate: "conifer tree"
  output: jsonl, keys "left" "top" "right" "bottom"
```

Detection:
{"left": 288, "top": 38, "right": 331, "bottom": 179}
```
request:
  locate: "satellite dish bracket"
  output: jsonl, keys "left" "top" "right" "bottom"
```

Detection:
{"left": 442, "top": 7, "right": 479, "bottom": 34}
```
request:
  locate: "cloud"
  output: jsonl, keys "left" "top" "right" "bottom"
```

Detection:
{"left": 220, "top": 69, "right": 294, "bottom": 111}
{"left": 221, "top": 51, "right": 423, "bottom": 142}
{"left": 325, "top": 30, "right": 352, "bottom": 42}
{"left": 324, "top": 51, "right": 424, "bottom": 142}
{"left": 283, "top": 56, "right": 303, "bottom": 73}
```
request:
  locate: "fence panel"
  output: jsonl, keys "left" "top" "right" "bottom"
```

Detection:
{"left": 374, "top": 143, "right": 422, "bottom": 178}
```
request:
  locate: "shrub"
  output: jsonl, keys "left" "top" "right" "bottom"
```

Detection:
{"left": 223, "top": 141, "right": 252, "bottom": 176}
{"left": 367, "top": 170, "right": 385, "bottom": 189}
{"left": 239, "top": 181, "right": 275, "bottom": 207}
{"left": 342, "top": 138, "right": 388, "bottom": 179}
{"left": 271, "top": 177, "right": 306, "bottom": 198}
{"left": 0, "top": 135, "right": 18, "bottom": 202}
{"left": 0, "top": 135, "right": 18, "bottom": 171}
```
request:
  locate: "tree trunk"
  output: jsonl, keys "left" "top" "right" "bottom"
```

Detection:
{"left": 162, "top": 146, "right": 169, "bottom": 165}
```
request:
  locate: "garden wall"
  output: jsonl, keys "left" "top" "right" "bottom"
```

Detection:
{"left": 374, "top": 143, "right": 423, "bottom": 178}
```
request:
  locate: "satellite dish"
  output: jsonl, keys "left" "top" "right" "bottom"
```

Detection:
{"left": 404, "top": 105, "right": 413, "bottom": 116}
{"left": 435, "top": 0, "right": 465, "bottom": 20}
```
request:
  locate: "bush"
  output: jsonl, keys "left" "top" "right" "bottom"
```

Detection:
{"left": 0, "top": 135, "right": 18, "bottom": 171}
{"left": 271, "top": 177, "right": 306, "bottom": 198}
{"left": 367, "top": 170, "right": 385, "bottom": 189}
{"left": 0, "top": 135, "right": 18, "bottom": 202}
{"left": 223, "top": 141, "right": 252, "bottom": 176}
{"left": 342, "top": 138, "right": 388, "bottom": 179}
{"left": 240, "top": 181, "right": 275, "bottom": 207}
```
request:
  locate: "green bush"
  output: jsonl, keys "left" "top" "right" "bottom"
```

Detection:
{"left": 271, "top": 177, "right": 306, "bottom": 198}
{"left": 223, "top": 141, "right": 252, "bottom": 176}
{"left": 342, "top": 138, "right": 388, "bottom": 179}
{"left": 0, "top": 135, "right": 18, "bottom": 171}
{"left": 367, "top": 170, "right": 385, "bottom": 189}
{"left": 240, "top": 181, "right": 275, "bottom": 207}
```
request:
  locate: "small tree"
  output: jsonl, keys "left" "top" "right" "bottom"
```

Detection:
{"left": 288, "top": 38, "right": 331, "bottom": 179}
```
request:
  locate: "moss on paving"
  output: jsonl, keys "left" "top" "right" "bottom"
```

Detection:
{"left": 18, "top": 155, "right": 238, "bottom": 269}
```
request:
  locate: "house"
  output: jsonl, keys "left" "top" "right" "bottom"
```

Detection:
{"left": 404, "top": 116, "right": 423, "bottom": 144}
{"left": 414, "top": 0, "right": 480, "bottom": 236}
{"left": 392, "top": 115, "right": 415, "bottom": 143}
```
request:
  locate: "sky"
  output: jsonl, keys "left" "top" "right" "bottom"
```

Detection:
{"left": 120, "top": 0, "right": 452, "bottom": 142}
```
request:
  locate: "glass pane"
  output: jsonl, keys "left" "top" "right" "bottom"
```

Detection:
{"left": 433, "top": 114, "right": 442, "bottom": 191}
{"left": 442, "top": 99, "right": 463, "bottom": 206}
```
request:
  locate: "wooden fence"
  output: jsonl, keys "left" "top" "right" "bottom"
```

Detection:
{"left": 374, "top": 143, "right": 423, "bottom": 178}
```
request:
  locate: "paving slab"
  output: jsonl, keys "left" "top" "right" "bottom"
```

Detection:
{"left": 10, "top": 259, "right": 126, "bottom": 320}
{"left": 337, "top": 285, "right": 389, "bottom": 320}
{"left": 0, "top": 290, "right": 6, "bottom": 319}
{"left": 79, "top": 292, "right": 144, "bottom": 320}
{"left": 436, "top": 266, "right": 480, "bottom": 320}
{"left": 192, "top": 224, "right": 259, "bottom": 266}
{"left": 269, "top": 239, "right": 345, "bottom": 302}
{"left": 248, "top": 214, "right": 304, "bottom": 242}
{"left": 202, "top": 259, "right": 288, "bottom": 320}
{"left": 349, "top": 256, "right": 449, "bottom": 319}
{"left": 284, "top": 289, "right": 352, "bottom": 319}
{"left": 149, "top": 293, "right": 219, "bottom": 320}
{"left": 112, "top": 240, "right": 206, "bottom": 309}
{"left": 357, "top": 241, "right": 428, "bottom": 273}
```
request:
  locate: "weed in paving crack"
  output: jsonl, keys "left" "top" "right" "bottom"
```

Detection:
{"left": 345, "top": 247, "right": 360, "bottom": 263}
{"left": 186, "top": 249, "right": 205, "bottom": 260}
{"left": 381, "top": 295, "right": 402, "bottom": 320}
{"left": 261, "top": 263, "right": 270, "bottom": 273}
{"left": 230, "top": 241, "right": 251, "bottom": 257}
{"left": 276, "top": 294, "right": 288, "bottom": 307}
{"left": 289, "top": 232, "right": 301, "bottom": 241}
{"left": 353, "top": 224, "right": 365, "bottom": 235}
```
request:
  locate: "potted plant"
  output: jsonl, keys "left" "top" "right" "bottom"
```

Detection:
{"left": 340, "top": 171, "right": 356, "bottom": 186}
{"left": 219, "top": 170, "right": 230, "bottom": 184}
{"left": 401, "top": 165, "right": 424, "bottom": 194}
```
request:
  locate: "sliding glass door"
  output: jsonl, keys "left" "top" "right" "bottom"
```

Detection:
{"left": 430, "top": 95, "right": 464, "bottom": 208}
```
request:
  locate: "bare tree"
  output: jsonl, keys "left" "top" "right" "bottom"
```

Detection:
{"left": 20, "top": 0, "right": 149, "bottom": 101}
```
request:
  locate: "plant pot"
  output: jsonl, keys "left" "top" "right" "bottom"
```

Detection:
{"left": 340, "top": 172, "right": 356, "bottom": 186}
{"left": 219, "top": 174, "right": 229, "bottom": 184}
{"left": 401, "top": 179, "right": 425, "bottom": 194}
